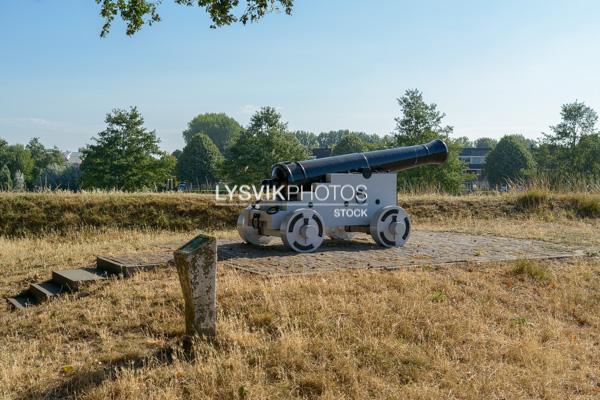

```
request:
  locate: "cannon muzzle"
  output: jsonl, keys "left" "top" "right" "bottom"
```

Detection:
{"left": 269, "top": 139, "right": 448, "bottom": 185}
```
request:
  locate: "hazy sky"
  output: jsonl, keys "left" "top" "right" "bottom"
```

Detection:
{"left": 1, "top": 0, "right": 599, "bottom": 151}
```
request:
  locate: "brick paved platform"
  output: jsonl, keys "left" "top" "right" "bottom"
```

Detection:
{"left": 218, "top": 231, "right": 585, "bottom": 276}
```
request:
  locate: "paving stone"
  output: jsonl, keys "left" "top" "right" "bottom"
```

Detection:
{"left": 6, "top": 294, "right": 36, "bottom": 310}
{"left": 96, "top": 253, "right": 173, "bottom": 276}
{"left": 218, "top": 230, "right": 587, "bottom": 276}
{"left": 29, "top": 281, "right": 63, "bottom": 302}
{"left": 52, "top": 268, "right": 108, "bottom": 291}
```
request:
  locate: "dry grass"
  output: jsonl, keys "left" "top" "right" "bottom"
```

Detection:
{"left": 419, "top": 216, "right": 600, "bottom": 249}
{"left": 0, "top": 219, "right": 599, "bottom": 399}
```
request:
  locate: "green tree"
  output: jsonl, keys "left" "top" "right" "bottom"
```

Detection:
{"left": 44, "top": 163, "right": 66, "bottom": 190}
{"left": 474, "top": 137, "right": 497, "bottom": 149}
{"left": 374, "top": 134, "right": 396, "bottom": 150}
{"left": 4, "top": 144, "right": 34, "bottom": 185}
{"left": 225, "top": 106, "right": 308, "bottom": 185}
{"left": 182, "top": 113, "right": 242, "bottom": 152}
{"left": 80, "top": 107, "right": 175, "bottom": 191}
{"left": 13, "top": 170, "right": 25, "bottom": 191}
{"left": 317, "top": 130, "right": 346, "bottom": 148}
{"left": 485, "top": 135, "right": 536, "bottom": 187}
{"left": 292, "top": 130, "right": 319, "bottom": 149}
{"left": 57, "top": 164, "right": 83, "bottom": 190}
{"left": 573, "top": 133, "right": 600, "bottom": 177}
{"left": 545, "top": 101, "right": 597, "bottom": 148}
{"left": 508, "top": 134, "right": 536, "bottom": 150}
{"left": 0, "top": 137, "right": 8, "bottom": 169}
{"left": 0, "top": 165, "right": 12, "bottom": 191}
{"left": 96, "top": 0, "right": 293, "bottom": 37}
{"left": 171, "top": 149, "right": 183, "bottom": 160}
{"left": 176, "top": 133, "right": 223, "bottom": 186}
{"left": 455, "top": 136, "right": 473, "bottom": 148}
{"left": 41, "top": 163, "right": 82, "bottom": 190}
{"left": 332, "top": 133, "right": 369, "bottom": 155}
{"left": 538, "top": 101, "right": 599, "bottom": 178}
{"left": 317, "top": 130, "right": 384, "bottom": 148}
{"left": 0, "top": 137, "right": 7, "bottom": 155}
{"left": 27, "top": 138, "right": 65, "bottom": 188}
{"left": 394, "top": 89, "right": 469, "bottom": 193}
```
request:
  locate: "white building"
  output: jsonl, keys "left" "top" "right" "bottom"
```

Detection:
{"left": 63, "top": 151, "right": 82, "bottom": 165}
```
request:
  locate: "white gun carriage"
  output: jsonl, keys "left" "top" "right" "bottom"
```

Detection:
{"left": 237, "top": 139, "right": 448, "bottom": 252}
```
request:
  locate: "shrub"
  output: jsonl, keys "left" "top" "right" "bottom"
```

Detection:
{"left": 516, "top": 190, "right": 549, "bottom": 210}
{"left": 572, "top": 195, "right": 600, "bottom": 218}
{"left": 511, "top": 260, "right": 550, "bottom": 282}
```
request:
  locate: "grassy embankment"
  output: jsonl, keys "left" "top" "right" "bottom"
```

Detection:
{"left": 0, "top": 190, "right": 598, "bottom": 236}
{"left": 0, "top": 191, "right": 598, "bottom": 399}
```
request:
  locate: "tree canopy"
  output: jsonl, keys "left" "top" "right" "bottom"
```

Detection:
{"left": 394, "top": 89, "right": 468, "bottom": 193}
{"left": 536, "top": 101, "right": 600, "bottom": 182}
{"left": 331, "top": 133, "right": 369, "bottom": 155}
{"left": 26, "top": 138, "right": 65, "bottom": 188}
{"left": 182, "top": 113, "right": 242, "bottom": 152}
{"left": 96, "top": 0, "right": 294, "bottom": 37}
{"left": 3, "top": 144, "right": 34, "bottom": 185}
{"left": 176, "top": 133, "right": 223, "bottom": 186}
{"left": 80, "top": 107, "right": 175, "bottom": 190}
{"left": 474, "top": 137, "right": 497, "bottom": 149}
{"left": 485, "top": 135, "right": 536, "bottom": 186}
{"left": 224, "top": 106, "right": 308, "bottom": 185}
{"left": 0, "top": 165, "right": 12, "bottom": 191}
{"left": 316, "top": 130, "right": 385, "bottom": 149}
{"left": 292, "top": 131, "right": 319, "bottom": 149}
{"left": 454, "top": 137, "right": 473, "bottom": 148}
{"left": 0, "top": 137, "right": 69, "bottom": 190}
{"left": 545, "top": 101, "right": 597, "bottom": 148}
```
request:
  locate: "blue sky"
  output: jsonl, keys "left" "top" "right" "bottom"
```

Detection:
{"left": 1, "top": 0, "right": 599, "bottom": 152}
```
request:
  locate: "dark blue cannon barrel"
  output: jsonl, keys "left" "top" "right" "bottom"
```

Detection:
{"left": 270, "top": 139, "right": 448, "bottom": 185}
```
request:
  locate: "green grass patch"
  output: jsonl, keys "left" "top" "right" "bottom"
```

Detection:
{"left": 515, "top": 190, "right": 549, "bottom": 210}
{"left": 431, "top": 289, "right": 447, "bottom": 302}
{"left": 571, "top": 195, "right": 600, "bottom": 218}
{"left": 511, "top": 260, "right": 551, "bottom": 282}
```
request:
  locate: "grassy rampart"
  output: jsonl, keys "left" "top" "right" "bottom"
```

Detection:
{"left": 0, "top": 190, "right": 597, "bottom": 236}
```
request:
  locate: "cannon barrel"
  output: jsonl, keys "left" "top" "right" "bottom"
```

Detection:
{"left": 269, "top": 139, "right": 448, "bottom": 185}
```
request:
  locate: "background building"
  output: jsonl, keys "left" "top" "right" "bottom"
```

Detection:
{"left": 63, "top": 151, "right": 82, "bottom": 166}
{"left": 459, "top": 147, "right": 491, "bottom": 191}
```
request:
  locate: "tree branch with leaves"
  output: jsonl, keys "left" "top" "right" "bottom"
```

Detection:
{"left": 96, "top": 0, "right": 294, "bottom": 37}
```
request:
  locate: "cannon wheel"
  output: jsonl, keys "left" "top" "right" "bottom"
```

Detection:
{"left": 280, "top": 209, "right": 324, "bottom": 253}
{"left": 370, "top": 206, "right": 411, "bottom": 247}
{"left": 237, "top": 206, "right": 274, "bottom": 246}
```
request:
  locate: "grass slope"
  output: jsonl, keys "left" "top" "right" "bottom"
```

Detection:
{"left": 0, "top": 191, "right": 598, "bottom": 236}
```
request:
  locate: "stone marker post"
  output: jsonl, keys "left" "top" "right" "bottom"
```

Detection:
{"left": 174, "top": 234, "right": 217, "bottom": 337}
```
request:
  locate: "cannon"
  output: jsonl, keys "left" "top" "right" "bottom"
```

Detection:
{"left": 237, "top": 139, "right": 448, "bottom": 252}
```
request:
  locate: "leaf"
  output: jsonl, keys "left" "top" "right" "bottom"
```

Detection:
{"left": 62, "top": 364, "right": 75, "bottom": 374}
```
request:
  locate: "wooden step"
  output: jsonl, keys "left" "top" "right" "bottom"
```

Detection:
{"left": 29, "top": 281, "right": 63, "bottom": 302}
{"left": 6, "top": 294, "right": 36, "bottom": 310}
{"left": 52, "top": 268, "right": 108, "bottom": 291}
